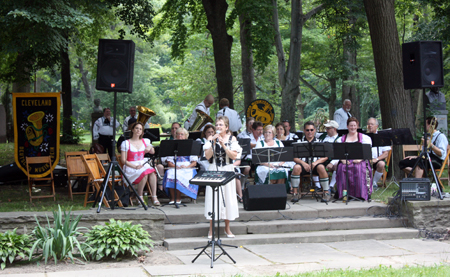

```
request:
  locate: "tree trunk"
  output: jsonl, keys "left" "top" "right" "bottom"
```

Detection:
{"left": 239, "top": 14, "right": 257, "bottom": 112}
{"left": 78, "top": 58, "right": 93, "bottom": 100}
{"left": 61, "top": 49, "right": 73, "bottom": 140}
{"left": 364, "top": 0, "right": 415, "bottom": 180}
{"left": 202, "top": 0, "right": 234, "bottom": 108}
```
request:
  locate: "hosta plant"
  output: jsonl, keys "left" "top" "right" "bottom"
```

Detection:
{"left": 84, "top": 218, "right": 154, "bottom": 260}
{"left": 29, "top": 205, "right": 88, "bottom": 264}
{"left": 0, "top": 229, "right": 33, "bottom": 270}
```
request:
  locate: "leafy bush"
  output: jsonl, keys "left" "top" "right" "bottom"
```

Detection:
{"left": 0, "top": 229, "right": 33, "bottom": 270}
{"left": 84, "top": 218, "right": 154, "bottom": 260}
{"left": 29, "top": 205, "right": 88, "bottom": 264}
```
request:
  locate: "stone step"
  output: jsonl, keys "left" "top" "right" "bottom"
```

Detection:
{"left": 163, "top": 227, "right": 418, "bottom": 250}
{"left": 164, "top": 217, "right": 407, "bottom": 239}
{"left": 162, "top": 201, "right": 387, "bottom": 225}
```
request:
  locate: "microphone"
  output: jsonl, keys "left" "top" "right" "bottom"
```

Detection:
{"left": 216, "top": 130, "right": 221, "bottom": 135}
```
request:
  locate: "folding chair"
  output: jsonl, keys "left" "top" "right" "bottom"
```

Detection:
{"left": 96, "top": 153, "right": 111, "bottom": 168}
{"left": 82, "top": 154, "right": 123, "bottom": 208}
{"left": 435, "top": 145, "right": 450, "bottom": 187}
{"left": 116, "top": 154, "right": 152, "bottom": 205}
{"left": 402, "top": 144, "right": 422, "bottom": 177}
{"left": 26, "top": 156, "right": 55, "bottom": 202}
{"left": 380, "top": 149, "right": 392, "bottom": 187}
{"left": 65, "top": 151, "right": 89, "bottom": 200}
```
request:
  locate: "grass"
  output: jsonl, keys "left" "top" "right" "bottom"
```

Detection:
{"left": 293, "top": 264, "right": 450, "bottom": 276}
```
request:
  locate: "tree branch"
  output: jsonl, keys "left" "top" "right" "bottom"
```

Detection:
{"left": 299, "top": 76, "right": 330, "bottom": 102}
{"left": 304, "top": 4, "right": 324, "bottom": 22}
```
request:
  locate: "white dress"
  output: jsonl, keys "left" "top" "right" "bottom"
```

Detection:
{"left": 254, "top": 140, "right": 289, "bottom": 183}
{"left": 204, "top": 137, "right": 242, "bottom": 221}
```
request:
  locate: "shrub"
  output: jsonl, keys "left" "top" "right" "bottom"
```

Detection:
{"left": 84, "top": 218, "right": 154, "bottom": 260}
{"left": 0, "top": 229, "right": 33, "bottom": 270}
{"left": 29, "top": 205, "right": 88, "bottom": 264}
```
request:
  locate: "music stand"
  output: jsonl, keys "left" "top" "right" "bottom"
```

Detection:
{"left": 252, "top": 147, "right": 293, "bottom": 183}
{"left": 238, "top": 138, "right": 251, "bottom": 157}
{"left": 191, "top": 176, "right": 237, "bottom": 268}
{"left": 292, "top": 142, "right": 334, "bottom": 203}
{"left": 337, "top": 129, "right": 364, "bottom": 137}
{"left": 159, "top": 139, "right": 202, "bottom": 208}
{"left": 144, "top": 128, "right": 160, "bottom": 142}
{"left": 332, "top": 143, "right": 372, "bottom": 204}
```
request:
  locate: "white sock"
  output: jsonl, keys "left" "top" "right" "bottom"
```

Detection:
{"left": 329, "top": 172, "right": 337, "bottom": 188}
{"left": 373, "top": 171, "right": 383, "bottom": 185}
{"left": 313, "top": 176, "right": 320, "bottom": 188}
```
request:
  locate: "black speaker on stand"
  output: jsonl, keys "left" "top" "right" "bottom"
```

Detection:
{"left": 96, "top": 39, "right": 135, "bottom": 93}
{"left": 243, "top": 184, "right": 287, "bottom": 211}
{"left": 402, "top": 41, "right": 444, "bottom": 89}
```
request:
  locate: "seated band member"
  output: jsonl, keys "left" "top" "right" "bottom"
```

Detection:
{"left": 399, "top": 117, "right": 448, "bottom": 178}
{"left": 120, "top": 122, "right": 159, "bottom": 206}
{"left": 367, "top": 117, "right": 391, "bottom": 188}
{"left": 335, "top": 117, "right": 373, "bottom": 201}
{"left": 318, "top": 120, "right": 341, "bottom": 193}
{"left": 291, "top": 121, "right": 331, "bottom": 203}
{"left": 163, "top": 128, "right": 198, "bottom": 204}
{"left": 254, "top": 125, "right": 288, "bottom": 185}
{"left": 237, "top": 117, "right": 255, "bottom": 139}
{"left": 197, "top": 125, "right": 216, "bottom": 172}
{"left": 275, "top": 122, "right": 287, "bottom": 141}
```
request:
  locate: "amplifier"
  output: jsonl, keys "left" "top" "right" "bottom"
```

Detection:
{"left": 399, "top": 178, "right": 431, "bottom": 201}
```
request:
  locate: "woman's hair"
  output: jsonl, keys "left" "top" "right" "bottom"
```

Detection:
{"left": 130, "top": 122, "right": 145, "bottom": 139}
{"left": 201, "top": 124, "right": 215, "bottom": 138}
{"left": 216, "top": 116, "right": 231, "bottom": 134}
{"left": 347, "top": 117, "right": 359, "bottom": 127}
{"left": 263, "top": 125, "right": 276, "bottom": 139}
{"left": 275, "top": 122, "right": 286, "bottom": 136}
{"left": 176, "top": 127, "right": 189, "bottom": 139}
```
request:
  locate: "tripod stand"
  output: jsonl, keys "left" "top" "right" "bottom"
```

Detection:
{"left": 192, "top": 181, "right": 237, "bottom": 268}
{"left": 293, "top": 142, "right": 333, "bottom": 203}
{"left": 406, "top": 102, "right": 444, "bottom": 200}
{"left": 94, "top": 91, "right": 147, "bottom": 212}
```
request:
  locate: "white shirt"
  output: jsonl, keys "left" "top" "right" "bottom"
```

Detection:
{"left": 334, "top": 108, "right": 351, "bottom": 130}
{"left": 185, "top": 101, "right": 210, "bottom": 130}
{"left": 285, "top": 132, "right": 298, "bottom": 140}
{"left": 237, "top": 129, "right": 251, "bottom": 139}
{"left": 216, "top": 107, "right": 242, "bottom": 133}
{"left": 123, "top": 115, "right": 150, "bottom": 132}
{"left": 93, "top": 117, "right": 120, "bottom": 140}
{"left": 247, "top": 133, "right": 264, "bottom": 160}
{"left": 320, "top": 134, "right": 340, "bottom": 165}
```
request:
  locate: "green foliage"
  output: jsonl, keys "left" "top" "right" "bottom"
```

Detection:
{"left": 83, "top": 218, "right": 153, "bottom": 260}
{"left": 0, "top": 229, "right": 32, "bottom": 270}
{"left": 29, "top": 205, "right": 88, "bottom": 265}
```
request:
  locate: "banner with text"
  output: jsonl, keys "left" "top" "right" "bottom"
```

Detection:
{"left": 13, "top": 93, "right": 61, "bottom": 177}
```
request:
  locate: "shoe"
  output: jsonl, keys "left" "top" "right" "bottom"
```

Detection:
{"left": 152, "top": 196, "right": 161, "bottom": 206}
{"left": 208, "top": 232, "right": 212, "bottom": 240}
{"left": 330, "top": 187, "right": 336, "bottom": 195}
{"left": 372, "top": 184, "right": 378, "bottom": 190}
{"left": 224, "top": 231, "right": 235, "bottom": 238}
{"left": 175, "top": 200, "right": 181, "bottom": 204}
{"left": 322, "top": 192, "right": 331, "bottom": 203}
{"left": 168, "top": 201, "right": 175, "bottom": 205}
{"left": 291, "top": 193, "right": 299, "bottom": 203}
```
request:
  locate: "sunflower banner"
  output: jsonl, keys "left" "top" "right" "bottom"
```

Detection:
{"left": 13, "top": 93, "right": 61, "bottom": 177}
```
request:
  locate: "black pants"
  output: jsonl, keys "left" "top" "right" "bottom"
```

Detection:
{"left": 399, "top": 153, "right": 442, "bottom": 171}
{"left": 98, "top": 134, "right": 114, "bottom": 157}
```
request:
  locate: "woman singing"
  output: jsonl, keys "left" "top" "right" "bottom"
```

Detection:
{"left": 203, "top": 116, "right": 242, "bottom": 238}
{"left": 335, "top": 117, "right": 373, "bottom": 201}
{"left": 120, "top": 122, "right": 160, "bottom": 206}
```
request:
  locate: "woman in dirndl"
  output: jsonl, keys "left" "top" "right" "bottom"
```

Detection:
{"left": 120, "top": 122, "right": 160, "bottom": 205}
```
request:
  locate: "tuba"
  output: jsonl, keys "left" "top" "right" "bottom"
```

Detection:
{"left": 188, "top": 109, "right": 213, "bottom": 131}
{"left": 136, "top": 105, "right": 156, "bottom": 126}
{"left": 314, "top": 108, "right": 329, "bottom": 132}
{"left": 26, "top": 111, "right": 45, "bottom": 147}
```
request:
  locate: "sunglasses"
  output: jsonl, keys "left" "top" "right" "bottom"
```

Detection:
{"left": 305, "top": 129, "right": 314, "bottom": 132}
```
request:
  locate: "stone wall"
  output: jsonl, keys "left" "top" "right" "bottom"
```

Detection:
{"left": 0, "top": 209, "right": 165, "bottom": 244}
{"left": 404, "top": 198, "right": 450, "bottom": 232}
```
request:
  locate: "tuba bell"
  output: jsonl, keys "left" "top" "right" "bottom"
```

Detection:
{"left": 188, "top": 109, "right": 213, "bottom": 131}
{"left": 136, "top": 105, "right": 156, "bottom": 126}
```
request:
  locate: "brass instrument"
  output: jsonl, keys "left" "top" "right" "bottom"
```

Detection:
{"left": 26, "top": 111, "right": 45, "bottom": 147}
{"left": 314, "top": 108, "right": 329, "bottom": 132}
{"left": 188, "top": 109, "right": 213, "bottom": 131}
{"left": 136, "top": 105, "right": 156, "bottom": 126}
{"left": 427, "top": 117, "right": 437, "bottom": 151}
